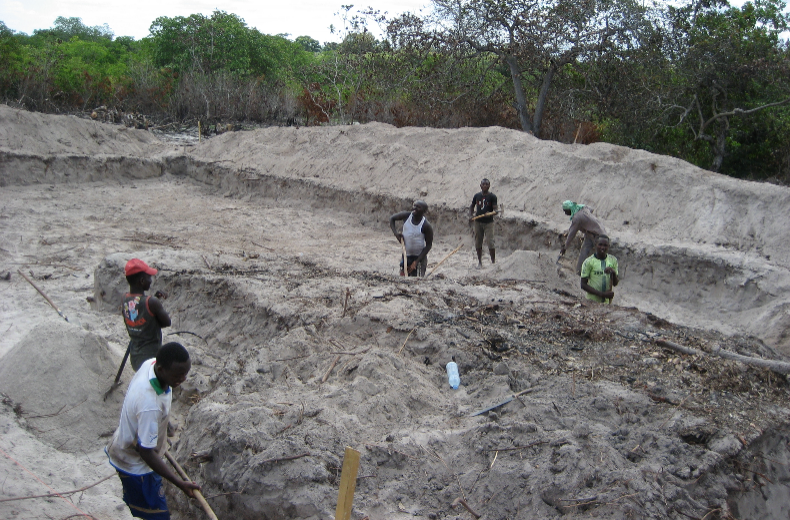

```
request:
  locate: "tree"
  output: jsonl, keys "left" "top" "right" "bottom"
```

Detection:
{"left": 295, "top": 35, "right": 321, "bottom": 52}
{"left": 149, "top": 11, "right": 254, "bottom": 74}
{"left": 400, "top": 0, "right": 647, "bottom": 137}
{"left": 34, "top": 16, "right": 114, "bottom": 42}
{"left": 0, "top": 21, "right": 23, "bottom": 98}
{"left": 664, "top": 0, "right": 790, "bottom": 172}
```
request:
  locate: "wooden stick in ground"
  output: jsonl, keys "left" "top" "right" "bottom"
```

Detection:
{"left": 321, "top": 355, "right": 341, "bottom": 384}
{"left": 427, "top": 243, "right": 464, "bottom": 276}
{"left": 17, "top": 269, "right": 69, "bottom": 322}
{"left": 342, "top": 288, "right": 351, "bottom": 317}
{"left": 335, "top": 447, "right": 361, "bottom": 520}
{"left": 164, "top": 451, "right": 218, "bottom": 520}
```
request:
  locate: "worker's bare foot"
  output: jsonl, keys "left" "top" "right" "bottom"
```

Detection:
{"left": 168, "top": 420, "right": 178, "bottom": 437}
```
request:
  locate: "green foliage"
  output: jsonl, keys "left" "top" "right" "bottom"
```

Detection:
{"left": 34, "top": 16, "right": 114, "bottom": 42}
{"left": 0, "top": 22, "right": 23, "bottom": 96}
{"left": 149, "top": 11, "right": 254, "bottom": 74}
{"left": 295, "top": 35, "right": 321, "bottom": 52}
{"left": 148, "top": 10, "right": 310, "bottom": 79}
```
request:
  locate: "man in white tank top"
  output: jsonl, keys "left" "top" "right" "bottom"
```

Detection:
{"left": 389, "top": 200, "right": 434, "bottom": 276}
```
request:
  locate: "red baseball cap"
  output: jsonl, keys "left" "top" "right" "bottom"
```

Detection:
{"left": 125, "top": 258, "right": 158, "bottom": 276}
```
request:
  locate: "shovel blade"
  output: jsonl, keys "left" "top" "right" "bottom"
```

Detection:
{"left": 103, "top": 381, "right": 122, "bottom": 401}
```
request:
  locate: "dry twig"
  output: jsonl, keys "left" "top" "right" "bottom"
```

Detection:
{"left": 0, "top": 474, "right": 114, "bottom": 503}
{"left": 451, "top": 497, "right": 481, "bottom": 519}
{"left": 259, "top": 453, "right": 310, "bottom": 465}
{"left": 321, "top": 355, "right": 341, "bottom": 384}
{"left": 398, "top": 328, "right": 416, "bottom": 355}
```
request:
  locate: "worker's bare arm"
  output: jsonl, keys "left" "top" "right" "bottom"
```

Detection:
{"left": 564, "top": 218, "right": 581, "bottom": 251}
{"left": 138, "top": 447, "right": 201, "bottom": 497}
{"left": 148, "top": 297, "right": 171, "bottom": 328}
{"left": 419, "top": 222, "right": 433, "bottom": 258}
{"left": 389, "top": 211, "right": 411, "bottom": 239}
{"left": 604, "top": 267, "right": 619, "bottom": 286}
{"left": 581, "top": 277, "right": 614, "bottom": 300}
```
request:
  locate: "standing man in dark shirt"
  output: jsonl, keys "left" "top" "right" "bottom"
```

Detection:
{"left": 469, "top": 178, "right": 498, "bottom": 268}
{"left": 123, "top": 258, "right": 171, "bottom": 371}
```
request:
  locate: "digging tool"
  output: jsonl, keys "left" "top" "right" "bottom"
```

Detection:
{"left": 555, "top": 252, "right": 563, "bottom": 265}
{"left": 400, "top": 237, "right": 408, "bottom": 276}
{"left": 164, "top": 450, "right": 219, "bottom": 520}
{"left": 470, "top": 211, "right": 497, "bottom": 222}
{"left": 17, "top": 269, "right": 69, "bottom": 322}
{"left": 103, "top": 343, "right": 131, "bottom": 401}
{"left": 427, "top": 242, "right": 463, "bottom": 277}
{"left": 470, "top": 387, "right": 538, "bottom": 416}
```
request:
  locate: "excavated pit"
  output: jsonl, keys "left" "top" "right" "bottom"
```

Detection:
{"left": 1, "top": 105, "right": 790, "bottom": 519}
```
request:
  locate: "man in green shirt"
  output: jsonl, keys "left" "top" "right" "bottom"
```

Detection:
{"left": 580, "top": 235, "right": 619, "bottom": 304}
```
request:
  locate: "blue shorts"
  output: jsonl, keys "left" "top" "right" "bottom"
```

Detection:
{"left": 117, "top": 470, "right": 170, "bottom": 520}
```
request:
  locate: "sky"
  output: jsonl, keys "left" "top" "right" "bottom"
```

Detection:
{"left": 0, "top": 0, "right": 432, "bottom": 43}
{"left": 2, "top": 0, "right": 781, "bottom": 45}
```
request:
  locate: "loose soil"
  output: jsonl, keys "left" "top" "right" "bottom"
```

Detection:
{"left": 1, "top": 105, "right": 790, "bottom": 520}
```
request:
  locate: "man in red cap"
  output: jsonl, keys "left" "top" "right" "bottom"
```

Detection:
{"left": 123, "top": 258, "right": 171, "bottom": 371}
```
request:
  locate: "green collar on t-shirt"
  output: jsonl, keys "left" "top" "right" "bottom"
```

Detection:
{"left": 149, "top": 377, "right": 169, "bottom": 395}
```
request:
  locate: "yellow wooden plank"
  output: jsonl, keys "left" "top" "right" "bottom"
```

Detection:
{"left": 335, "top": 446, "right": 361, "bottom": 520}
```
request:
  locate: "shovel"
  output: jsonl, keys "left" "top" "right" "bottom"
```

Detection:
{"left": 470, "top": 387, "right": 537, "bottom": 416}
{"left": 103, "top": 344, "right": 130, "bottom": 401}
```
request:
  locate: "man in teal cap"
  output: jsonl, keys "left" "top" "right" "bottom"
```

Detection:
{"left": 560, "top": 200, "right": 606, "bottom": 274}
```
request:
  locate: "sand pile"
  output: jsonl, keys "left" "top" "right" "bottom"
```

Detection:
{"left": 0, "top": 320, "right": 125, "bottom": 454}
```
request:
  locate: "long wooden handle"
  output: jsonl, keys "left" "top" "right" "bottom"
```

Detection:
{"left": 470, "top": 211, "right": 497, "bottom": 221}
{"left": 164, "top": 451, "right": 218, "bottom": 520}
{"left": 427, "top": 243, "right": 463, "bottom": 276}
{"left": 401, "top": 237, "right": 408, "bottom": 275}
{"left": 17, "top": 269, "right": 69, "bottom": 322}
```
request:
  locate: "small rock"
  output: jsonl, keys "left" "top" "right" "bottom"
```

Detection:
{"left": 493, "top": 362, "right": 510, "bottom": 376}
{"left": 708, "top": 434, "right": 743, "bottom": 457}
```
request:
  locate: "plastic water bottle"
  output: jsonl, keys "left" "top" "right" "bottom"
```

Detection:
{"left": 446, "top": 361, "right": 460, "bottom": 390}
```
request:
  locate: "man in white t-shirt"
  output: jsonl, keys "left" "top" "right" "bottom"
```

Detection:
{"left": 106, "top": 342, "right": 200, "bottom": 519}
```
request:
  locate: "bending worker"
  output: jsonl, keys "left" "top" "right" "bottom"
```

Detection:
{"left": 581, "top": 235, "right": 619, "bottom": 304}
{"left": 106, "top": 342, "right": 201, "bottom": 518}
{"left": 560, "top": 200, "right": 606, "bottom": 274}
{"left": 390, "top": 200, "right": 433, "bottom": 276}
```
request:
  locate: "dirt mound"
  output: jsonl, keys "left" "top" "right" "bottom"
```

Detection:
{"left": 190, "top": 122, "right": 790, "bottom": 269}
{"left": 0, "top": 319, "right": 125, "bottom": 454}
{"left": 0, "top": 105, "right": 165, "bottom": 157}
